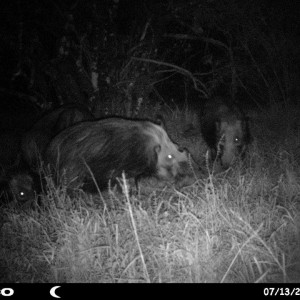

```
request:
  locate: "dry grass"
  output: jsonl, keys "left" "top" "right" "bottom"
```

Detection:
{"left": 0, "top": 103, "right": 300, "bottom": 283}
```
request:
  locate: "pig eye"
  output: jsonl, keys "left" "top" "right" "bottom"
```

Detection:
{"left": 234, "top": 137, "right": 240, "bottom": 144}
{"left": 18, "top": 191, "right": 26, "bottom": 200}
{"left": 167, "top": 154, "right": 173, "bottom": 160}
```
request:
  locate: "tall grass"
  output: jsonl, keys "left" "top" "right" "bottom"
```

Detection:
{"left": 0, "top": 104, "right": 299, "bottom": 283}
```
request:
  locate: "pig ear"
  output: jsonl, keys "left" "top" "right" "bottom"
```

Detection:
{"left": 155, "top": 115, "right": 166, "bottom": 129}
{"left": 150, "top": 145, "right": 161, "bottom": 166}
{"left": 154, "top": 145, "right": 161, "bottom": 155}
{"left": 215, "top": 120, "right": 221, "bottom": 132}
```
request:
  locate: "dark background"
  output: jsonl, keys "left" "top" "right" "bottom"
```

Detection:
{"left": 0, "top": 0, "right": 299, "bottom": 131}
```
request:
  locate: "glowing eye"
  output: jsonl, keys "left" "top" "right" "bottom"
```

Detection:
{"left": 167, "top": 154, "right": 173, "bottom": 160}
{"left": 19, "top": 191, "right": 26, "bottom": 199}
{"left": 234, "top": 137, "right": 240, "bottom": 143}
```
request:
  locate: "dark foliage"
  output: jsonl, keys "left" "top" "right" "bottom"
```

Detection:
{"left": 0, "top": 131, "right": 23, "bottom": 170}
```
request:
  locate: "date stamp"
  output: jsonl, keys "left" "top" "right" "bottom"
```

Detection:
{"left": 264, "top": 287, "right": 300, "bottom": 296}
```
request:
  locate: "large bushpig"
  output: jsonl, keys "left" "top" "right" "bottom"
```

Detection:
{"left": 45, "top": 117, "right": 195, "bottom": 192}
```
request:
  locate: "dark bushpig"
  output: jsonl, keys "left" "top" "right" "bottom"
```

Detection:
{"left": 45, "top": 117, "right": 197, "bottom": 192}
{"left": 21, "top": 103, "right": 94, "bottom": 170}
{"left": 200, "top": 97, "right": 252, "bottom": 169}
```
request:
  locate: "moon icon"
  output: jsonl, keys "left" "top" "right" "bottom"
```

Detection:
{"left": 50, "top": 286, "right": 61, "bottom": 298}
